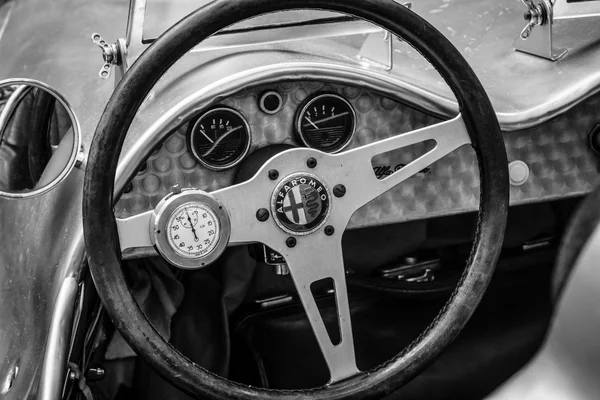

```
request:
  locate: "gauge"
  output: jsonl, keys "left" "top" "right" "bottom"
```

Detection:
{"left": 295, "top": 93, "right": 356, "bottom": 153}
{"left": 189, "top": 107, "right": 251, "bottom": 170}
{"left": 166, "top": 203, "right": 220, "bottom": 258}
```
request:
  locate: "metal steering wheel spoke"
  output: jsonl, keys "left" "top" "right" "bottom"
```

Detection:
{"left": 116, "top": 211, "right": 154, "bottom": 253}
{"left": 335, "top": 114, "right": 470, "bottom": 211}
{"left": 283, "top": 238, "right": 359, "bottom": 383}
{"left": 212, "top": 181, "right": 281, "bottom": 248}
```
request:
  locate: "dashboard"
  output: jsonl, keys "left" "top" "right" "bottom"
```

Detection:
{"left": 115, "top": 80, "right": 598, "bottom": 229}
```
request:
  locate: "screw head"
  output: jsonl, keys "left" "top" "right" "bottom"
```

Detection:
{"left": 286, "top": 237, "right": 297, "bottom": 248}
{"left": 333, "top": 184, "right": 346, "bottom": 198}
{"left": 256, "top": 208, "right": 270, "bottom": 222}
{"left": 307, "top": 157, "right": 318, "bottom": 168}
{"left": 324, "top": 226, "right": 335, "bottom": 236}
{"left": 268, "top": 170, "right": 279, "bottom": 180}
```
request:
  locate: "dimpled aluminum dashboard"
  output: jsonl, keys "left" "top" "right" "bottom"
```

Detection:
{"left": 114, "top": 81, "right": 599, "bottom": 229}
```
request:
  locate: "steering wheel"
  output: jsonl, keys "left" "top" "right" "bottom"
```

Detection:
{"left": 83, "top": 0, "right": 509, "bottom": 398}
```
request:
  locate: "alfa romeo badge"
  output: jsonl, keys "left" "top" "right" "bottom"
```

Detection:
{"left": 271, "top": 173, "right": 331, "bottom": 236}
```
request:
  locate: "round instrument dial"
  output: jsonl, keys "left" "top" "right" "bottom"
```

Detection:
{"left": 189, "top": 107, "right": 251, "bottom": 170}
{"left": 166, "top": 203, "right": 220, "bottom": 258}
{"left": 296, "top": 93, "right": 356, "bottom": 153}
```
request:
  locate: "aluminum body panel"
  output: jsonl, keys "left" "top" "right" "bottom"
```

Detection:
{"left": 0, "top": 0, "right": 121, "bottom": 397}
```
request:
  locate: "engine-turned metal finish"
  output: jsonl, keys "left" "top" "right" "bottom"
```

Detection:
{"left": 115, "top": 80, "right": 598, "bottom": 227}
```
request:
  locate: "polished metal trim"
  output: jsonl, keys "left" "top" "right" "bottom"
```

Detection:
{"left": 295, "top": 93, "right": 357, "bottom": 154}
{"left": 0, "top": 78, "right": 82, "bottom": 199}
{"left": 189, "top": 107, "right": 252, "bottom": 171}
{"left": 150, "top": 189, "right": 231, "bottom": 270}
{"left": 37, "top": 276, "right": 79, "bottom": 400}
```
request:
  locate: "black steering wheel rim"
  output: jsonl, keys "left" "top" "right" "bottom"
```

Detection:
{"left": 83, "top": 1, "right": 509, "bottom": 399}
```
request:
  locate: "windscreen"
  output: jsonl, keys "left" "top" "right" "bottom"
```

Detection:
{"left": 143, "top": 0, "right": 348, "bottom": 42}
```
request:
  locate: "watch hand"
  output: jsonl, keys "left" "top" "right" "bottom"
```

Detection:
{"left": 302, "top": 111, "right": 350, "bottom": 128}
{"left": 201, "top": 125, "right": 244, "bottom": 157}
{"left": 185, "top": 209, "right": 199, "bottom": 241}
{"left": 304, "top": 116, "right": 319, "bottom": 129}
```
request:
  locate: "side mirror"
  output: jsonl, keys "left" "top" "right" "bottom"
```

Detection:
{"left": 0, "top": 79, "right": 81, "bottom": 198}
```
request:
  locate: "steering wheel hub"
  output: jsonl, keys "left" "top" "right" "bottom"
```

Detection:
{"left": 271, "top": 172, "right": 332, "bottom": 236}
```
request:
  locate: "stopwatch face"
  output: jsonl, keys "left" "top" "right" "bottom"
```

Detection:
{"left": 166, "top": 203, "right": 220, "bottom": 258}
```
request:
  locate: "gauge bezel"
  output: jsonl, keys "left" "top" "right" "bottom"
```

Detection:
{"left": 259, "top": 90, "right": 283, "bottom": 115}
{"left": 151, "top": 189, "right": 231, "bottom": 270}
{"left": 188, "top": 106, "right": 252, "bottom": 171}
{"left": 295, "top": 93, "right": 357, "bottom": 154}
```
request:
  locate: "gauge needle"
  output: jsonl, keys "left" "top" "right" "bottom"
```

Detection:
{"left": 304, "top": 116, "right": 319, "bottom": 129}
{"left": 303, "top": 111, "right": 350, "bottom": 128}
{"left": 185, "top": 209, "right": 199, "bottom": 242}
{"left": 200, "top": 130, "right": 214, "bottom": 144}
{"left": 201, "top": 125, "right": 244, "bottom": 157}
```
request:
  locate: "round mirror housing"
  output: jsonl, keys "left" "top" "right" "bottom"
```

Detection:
{"left": 0, "top": 78, "right": 81, "bottom": 199}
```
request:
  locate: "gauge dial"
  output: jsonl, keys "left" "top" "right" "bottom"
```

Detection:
{"left": 296, "top": 93, "right": 356, "bottom": 153}
{"left": 166, "top": 203, "right": 220, "bottom": 258}
{"left": 189, "top": 107, "right": 251, "bottom": 170}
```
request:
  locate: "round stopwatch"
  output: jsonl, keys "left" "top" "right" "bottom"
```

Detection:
{"left": 166, "top": 203, "right": 220, "bottom": 258}
{"left": 151, "top": 190, "right": 231, "bottom": 270}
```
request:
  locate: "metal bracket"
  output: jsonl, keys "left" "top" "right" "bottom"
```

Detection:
{"left": 91, "top": 33, "right": 128, "bottom": 84}
{"left": 513, "top": 0, "right": 567, "bottom": 61}
{"left": 514, "top": 0, "right": 600, "bottom": 61}
{"left": 357, "top": 2, "right": 412, "bottom": 70}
